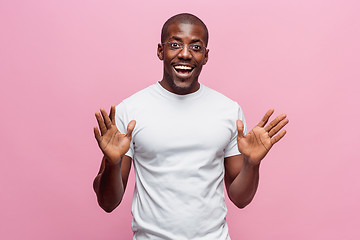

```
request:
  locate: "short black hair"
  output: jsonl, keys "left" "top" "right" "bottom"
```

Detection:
{"left": 161, "top": 13, "right": 209, "bottom": 46}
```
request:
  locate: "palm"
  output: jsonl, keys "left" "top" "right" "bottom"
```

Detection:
{"left": 238, "top": 126, "right": 272, "bottom": 164}
{"left": 237, "top": 109, "right": 288, "bottom": 165}
{"left": 94, "top": 106, "right": 136, "bottom": 165}
{"left": 97, "top": 126, "right": 131, "bottom": 163}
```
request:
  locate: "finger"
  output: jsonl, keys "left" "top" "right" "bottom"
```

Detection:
{"left": 268, "top": 118, "right": 289, "bottom": 138}
{"left": 237, "top": 120, "right": 245, "bottom": 139}
{"left": 264, "top": 114, "right": 287, "bottom": 132}
{"left": 270, "top": 130, "right": 287, "bottom": 145}
{"left": 125, "top": 120, "right": 136, "bottom": 138}
{"left": 109, "top": 105, "right": 116, "bottom": 125}
{"left": 257, "top": 109, "right": 274, "bottom": 127}
{"left": 95, "top": 112, "right": 107, "bottom": 135}
{"left": 100, "top": 108, "right": 112, "bottom": 129}
{"left": 93, "top": 126, "right": 102, "bottom": 144}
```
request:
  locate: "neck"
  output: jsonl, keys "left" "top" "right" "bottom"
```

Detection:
{"left": 160, "top": 74, "right": 200, "bottom": 95}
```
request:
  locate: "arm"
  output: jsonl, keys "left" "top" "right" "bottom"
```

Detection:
{"left": 93, "top": 106, "right": 136, "bottom": 212}
{"left": 224, "top": 109, "right": 288, "bottom": 208}
{"left": 224, "top": 154, "right": 259, "bottom": 209}
{"left": 93, "top": 155, "right": 132, "bottom": 212}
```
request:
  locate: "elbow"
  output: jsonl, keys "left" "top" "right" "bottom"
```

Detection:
{"left": 230, "top": 196, "right": 252, "bottom": 209}
{"left": 101, "top": 205, "right": 116, "bottom": 213}
{"left": 97, "top": 196, "right": 122, "bottom": 213}
{"left": 94, "top": 183, "right": 123, "bottom": 213}
{"left": 229, "top": 191, "right": 254, "bottom": 209}
{"left": 99, "top": 200, "right": 120, "bottom": 213}
{"left": 234, "top": 201, "right": 250, "bottom": 209}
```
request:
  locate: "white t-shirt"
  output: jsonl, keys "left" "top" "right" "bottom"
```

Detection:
{"left": 115, "top": 82, "right": 246, "bottom": 240}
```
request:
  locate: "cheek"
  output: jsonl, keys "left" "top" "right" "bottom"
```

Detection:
{"left": 164, "top": 50, "right": 178, "bottom": 61}
{"left": 194, "top": 55, "right": 206, "bottom": 66}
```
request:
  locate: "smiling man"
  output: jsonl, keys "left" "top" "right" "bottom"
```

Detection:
{"left": 93, "top": 13, "right": 288, "bottom": 240}
{"left": 159, "top": 15, "right": 208, "bottom": 94}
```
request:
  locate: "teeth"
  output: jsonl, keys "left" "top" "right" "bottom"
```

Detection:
{"left": 174, "top": 65, "right": 192, "bottom": 70}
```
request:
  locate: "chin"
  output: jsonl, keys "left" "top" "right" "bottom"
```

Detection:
{"left": 163, "top": 70, "right": 200, "bottom": 95}
{"left": 171, "top": 78, "right": 198, "bottom": 94}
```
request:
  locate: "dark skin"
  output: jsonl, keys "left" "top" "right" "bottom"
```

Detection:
{"left": 93, "top": 22, "right": 289, "bottom": 212}
{"left": 93, "top": 107, "right": 135, "bottom": 212}
{"left": 157, "top": 22, "right": 208, "bottom": 95}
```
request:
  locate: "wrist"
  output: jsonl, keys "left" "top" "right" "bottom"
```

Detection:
{"left": 243, "top": 155, "right": 261, "bottom": 168}
{"left": 104, "top": 155, "right": 123, "bottom": 167}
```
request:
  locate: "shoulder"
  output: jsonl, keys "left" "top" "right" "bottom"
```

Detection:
{"left": 201, "top": 84, "right": 240, "bottom": 108}
{"left": 122, "top": 84, "right": 157, "bottom": 104}
{"left": 115, "top": 83, "right": 162, "bottom": 119}
{"left": 201, "top": 84, "right": 245, "bottom": 124}
{"left": 116, "top": 84, "right": 158, "bottom": 109}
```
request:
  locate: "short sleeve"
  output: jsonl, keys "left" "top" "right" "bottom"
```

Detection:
{"left": 224, "top": 104, "right": 247, "bottom": 158}
{"left": 115, "top": 102, "right": 134, "bottom": 158}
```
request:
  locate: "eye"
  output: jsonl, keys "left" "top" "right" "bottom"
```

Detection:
{"left": 189, "top": 44, "right": 203, "bottom": 52}
{"left": 169, "top": 42, "right": 182, "bottom": 49}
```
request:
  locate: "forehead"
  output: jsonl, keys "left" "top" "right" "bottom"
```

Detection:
{"left": 165, "top": 22, "right": 206, "bottom": 43}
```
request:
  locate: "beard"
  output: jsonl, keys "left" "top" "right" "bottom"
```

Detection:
{"left": 163, "top": 71, "right": 200, "bottom": 95}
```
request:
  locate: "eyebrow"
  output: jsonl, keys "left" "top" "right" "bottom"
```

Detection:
{"left": 169, "top": 36, "right": 203, "bottom": 44}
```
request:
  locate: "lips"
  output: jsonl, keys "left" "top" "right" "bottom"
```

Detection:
{"left": 172, "top": 64, "right": 195, "bottom": 77}
{"left": 174, "top": 65, "right": 193, "bottom": 71}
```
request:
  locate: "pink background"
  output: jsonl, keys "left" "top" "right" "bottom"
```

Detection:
{"left": 1, "top": 0, "right": 359, "bottom": 239}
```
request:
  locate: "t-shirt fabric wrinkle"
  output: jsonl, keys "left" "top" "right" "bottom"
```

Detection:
{"left": 115, "top": 82, "right": 246, "bottom": 240}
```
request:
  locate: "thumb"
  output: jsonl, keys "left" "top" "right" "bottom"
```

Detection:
{"left": 237, "top": 120, "right": 245, "bottom": 139}
{"left": 125, "top": 120, "right": 136, "bottom": 138}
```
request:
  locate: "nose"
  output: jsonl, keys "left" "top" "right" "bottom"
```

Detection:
{"left": 177, "top": 44, "right": 192, "bottom": 60}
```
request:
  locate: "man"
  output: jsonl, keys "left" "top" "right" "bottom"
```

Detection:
{"left": 93, "top": 13, "right": 288, "bottom": 239}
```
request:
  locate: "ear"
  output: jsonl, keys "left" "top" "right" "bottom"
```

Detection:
{"left": 157, "top": 43, "right": 164, "bottom": 60}
{"left": 203, "top": 49, "right": 209, "bottom": 65}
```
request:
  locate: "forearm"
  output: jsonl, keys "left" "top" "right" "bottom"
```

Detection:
{"left": 94, "top": 156, "right": 125, "bottom": 212}
{"left": 228, "top": 158, "right": 260, "bottom": 208}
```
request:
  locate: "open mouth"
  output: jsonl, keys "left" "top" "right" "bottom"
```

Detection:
{"left": 173, "top": 65, "right": 194, "bottom": 75}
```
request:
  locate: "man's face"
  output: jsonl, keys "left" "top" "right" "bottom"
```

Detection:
{"left": 158, "top": 22, "right": 209, "bottom": 95}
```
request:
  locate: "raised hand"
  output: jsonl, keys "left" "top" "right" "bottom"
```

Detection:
{"left": 94, "top": 106, "right": 136, "bottom": 165}
{"left": 237, "top": 109, "right": 288, "bottom": 165}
